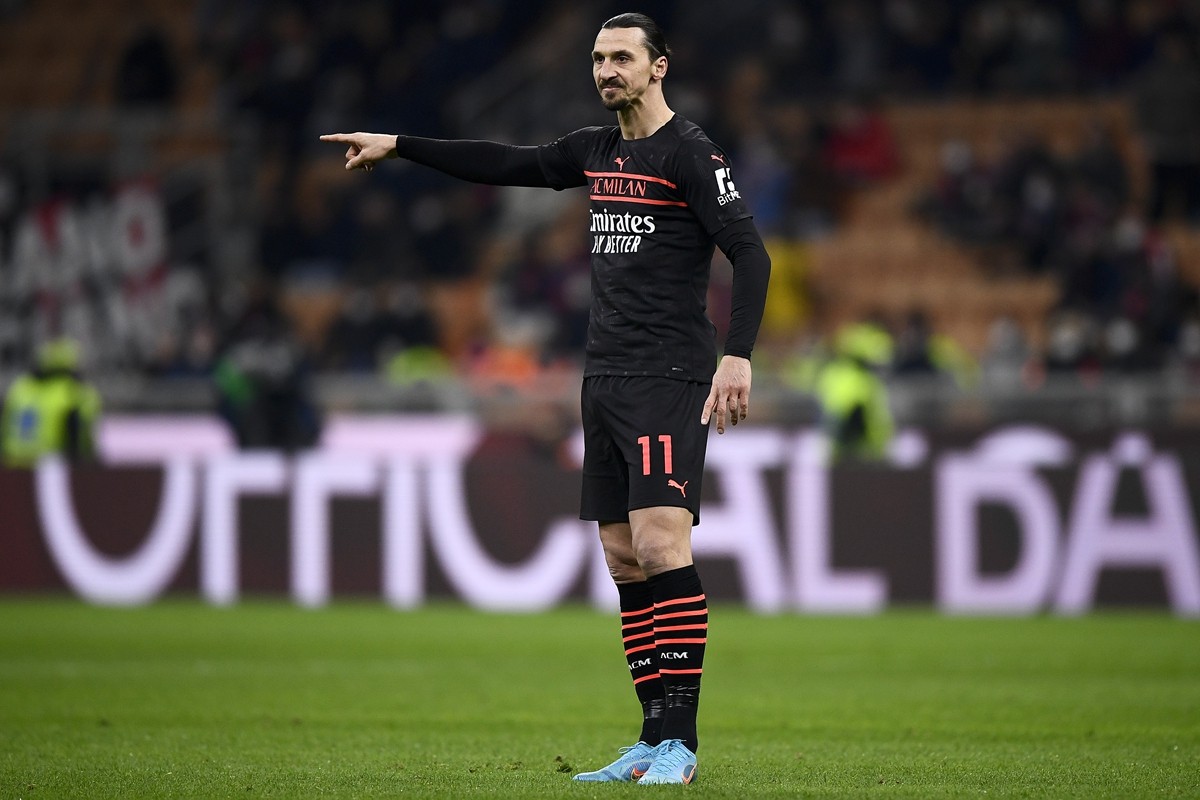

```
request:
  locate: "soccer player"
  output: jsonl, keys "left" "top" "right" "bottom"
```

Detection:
{"left": 321, "top": 12, "right": 770, "bottom": 786}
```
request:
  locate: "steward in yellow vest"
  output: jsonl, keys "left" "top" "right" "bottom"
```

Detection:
{"left": 1, "top": 339, "right": 101, "bottom": 468}
{"left": 815, "top": 321, "right": 894, "bottom": 461}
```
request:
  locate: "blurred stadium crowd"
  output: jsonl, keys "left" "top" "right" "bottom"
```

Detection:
{"left": 4, "top": 0, "right": 1200, "bottom": 441}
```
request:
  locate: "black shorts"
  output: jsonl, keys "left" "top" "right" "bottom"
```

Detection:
{"left": 579, "top": 375, "right": 712, "bottom": 525}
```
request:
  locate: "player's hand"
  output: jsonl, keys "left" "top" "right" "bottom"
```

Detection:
{"left": 701, "top": 355, "right": 751, "bottom": 434}
{"left": 318, "top": 132, "right": 396, "bottom": 172}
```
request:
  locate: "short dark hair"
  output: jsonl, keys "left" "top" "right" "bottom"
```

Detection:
{"left": 601, "top": 12, "right": 672, "bottom": 62}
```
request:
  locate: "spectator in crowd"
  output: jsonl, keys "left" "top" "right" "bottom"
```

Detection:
{"left": 1070, "top": 120, "right": 1131, "bottom": 215}
{"left": 1042, "top": 309, "right": 1101, "bottom": 377}
{"left": 1131, "top": 26, "right": 1200, "bottom": 224}
{"left": 321, "top": 285, "right": 383, "bottom": 372}
{"left": 114, "top": 24, "right": 180, "bottom": 109}
{"left": 893, "top": 309, "right": 979, "bottom": 389}
{"left": 213, "top": 288, "right": 321, "bottom": 451}
{"left": 1077, "top": 0, "right": 1140, "bottom": 90}
{"left": 1, "top": 338, "right": 100, "bottom": 468}
{"left": 980, "top": 314, "right": 1034, "bottom": 389}
{"left": 822, "top": 96, "right": 900, "bottom": 189}
{"left": 1166, "top": 313, "right": 1200, "bottom": 382}
{"left": 916, "top": 139, "right": 1003, "bottom": 245}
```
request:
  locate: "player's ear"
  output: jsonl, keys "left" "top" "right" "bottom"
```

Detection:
{"left": 653, "top": 57, "right": 668, "bottom": 81}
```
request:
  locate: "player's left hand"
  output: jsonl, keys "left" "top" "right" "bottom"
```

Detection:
{"left": 701, "top": 355, "right": 751, "bottom": 434}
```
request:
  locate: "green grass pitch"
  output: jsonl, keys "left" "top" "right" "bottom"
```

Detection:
{"left": 1, "top": 600, "right": 1197, "bottom": 798}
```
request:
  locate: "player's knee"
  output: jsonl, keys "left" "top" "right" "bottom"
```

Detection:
{"left": 627, "top": 509, "right": 693, "bottom": 575}
{"left": 605, "top": 550, "right": 643, "bottom": 583}
{"left": 631, "top": 534, "right": 691, "bottom": 576}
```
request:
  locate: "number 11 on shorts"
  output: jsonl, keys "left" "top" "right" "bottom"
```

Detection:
{"left": 638, "top": 434, "right": 673, "bottom": 476}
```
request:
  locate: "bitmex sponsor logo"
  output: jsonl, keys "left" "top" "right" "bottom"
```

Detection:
{"left": 714, "top": 166, "right": 741, "bottom": 205}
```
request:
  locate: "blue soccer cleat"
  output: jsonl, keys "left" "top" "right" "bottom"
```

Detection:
{"left": 636, "top": 739, "right": 697, "bottom": 785}
{"left": 572, "top": 741, "right": 657, "bottom": 782}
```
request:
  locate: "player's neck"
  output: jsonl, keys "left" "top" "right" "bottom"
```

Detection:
{"left": 616, "top": 94, "right": 674, "bottom": 140}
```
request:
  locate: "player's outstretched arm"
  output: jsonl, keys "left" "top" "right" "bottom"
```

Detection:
{"left": 319, "top": 132, "right": 396, "bottom": 171}
{"left": 320, "top": 132, "right": 552, "bottom": 187}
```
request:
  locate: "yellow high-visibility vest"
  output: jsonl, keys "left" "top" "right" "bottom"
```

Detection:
{"left": 1, "top": 373, "right": 100, "bottom": 468}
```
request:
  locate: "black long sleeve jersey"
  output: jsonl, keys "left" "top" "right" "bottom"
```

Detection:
{"left": 394, "top": 114, "right": 771, "bottom": 383}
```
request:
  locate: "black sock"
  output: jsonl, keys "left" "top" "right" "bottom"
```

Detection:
{"left": 617, "top": 581, "right": 665, "bottom": 745}
{"left": 647, "top": 564, "right": 707, "bottom": 753}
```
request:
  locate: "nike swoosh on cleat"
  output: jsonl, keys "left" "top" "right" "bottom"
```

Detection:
{"left": 683, "top": 765, "right": 696, "bottom": 784}
{"left": 630, "top": 765, "right": 648, "bottom": 779}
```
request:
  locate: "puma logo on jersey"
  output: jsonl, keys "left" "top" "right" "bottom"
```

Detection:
{"left": 709, "top": 153, "right": 727, "bottom": 164}
{"left": 614, "top": 156, "right": 630, "bottom": 170}
{"left": 667, "top": 479, "right": 688, "bottom": 497}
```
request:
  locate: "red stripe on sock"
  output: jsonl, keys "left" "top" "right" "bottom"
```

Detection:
{"left": 654, "top": 638, "right": 707, "bottom": 645}
{"left": 624, "top": 642, "right": 657, "bottom": 656}
{"left": 622, "top": 631, "right": 654, "bottom": 643}
{"left": 633, "top": 673, "right": 662, "bottom": 684}
{"left": 653, "top": 594, "right": 706, "bottom": 609}
{"left": 620, "top": 606, "right": 655, "bottom": 618}
{"left": 654, "top": 609, "right": 708, "bottom": 622}
{"left": 653, "top": 622, "right": 708, "bottom": 632}
{"left": 659, "top": 668, "right": 703, "bottom": 675}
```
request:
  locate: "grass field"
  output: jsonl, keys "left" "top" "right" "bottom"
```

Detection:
{"left": 0, "top": 600, "right": 1197, "bottom": 799}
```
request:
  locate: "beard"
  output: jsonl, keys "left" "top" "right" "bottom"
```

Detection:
{"left": 598, "top": 82, "right": 631, "bottom": 111}
{"left": 601, "top": 94, "right": 631, "bottom": 111}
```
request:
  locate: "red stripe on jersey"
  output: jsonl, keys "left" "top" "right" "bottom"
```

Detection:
{"left": 584, "top": 171, "right": 678, "bottom": 189}
{"left": 589, "top": 195, "right": 688, "bottom": 207}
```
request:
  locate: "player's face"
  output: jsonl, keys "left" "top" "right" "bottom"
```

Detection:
{"left": 592, "top": 27, "right": 662, "bottom": 111}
